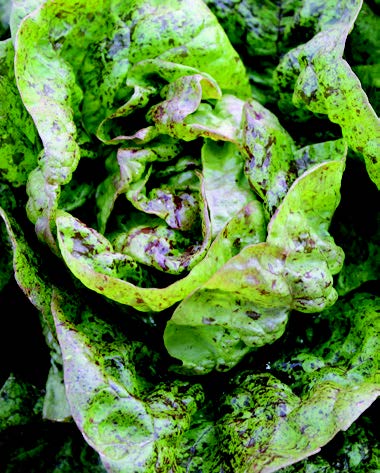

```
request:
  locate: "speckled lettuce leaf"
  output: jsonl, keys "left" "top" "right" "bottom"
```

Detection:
{"left": 116, "top": 179, "right": 211, "bottom": 275}
{"left": 95, "top": 93, "right": 251, "bottom": 270}
{"left": 145, "top": 84, "right": 247, "bottom": 144}
{"left": 294, "top": 138, "right": 347, "bottom": 176}
{"left": 51, "top": 287, "right": 205, "bottom": 473}
{"left": 276, "top": 0, "right": 380, "bottom": 188}
{"left": 95, "top": 138, "right": 184, "bottom": 234}
{"left": 56, "top": 199, "right": 266, "bottom": 311}
{"left": 164, "top": 243, "right": 292, "bottom": 374}
{"left": 214, "top": 292, "right": 380, "bottom": 473}
{"left": 164, "top": 160, "right": 345, "bottom": 374}
{"left": 14, "top": 0, "right": 249, "bottom": 247}
{"left": 0, "top": 39, "right": 40, "bottom": 187}
{"left": 0, "top": 201, "right": 72, "bottom": 423}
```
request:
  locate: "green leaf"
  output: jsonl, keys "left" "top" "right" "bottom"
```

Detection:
{"left": 164, "top": 243, "right": 291, "bottom": 374}
{"left": 267, "top": 159, "right": 346, "bottom": 275}
{"left": 51, "top": 287, "right": 204, "bottom": 472}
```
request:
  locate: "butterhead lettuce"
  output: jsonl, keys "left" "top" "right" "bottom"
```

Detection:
{"left": 0, "top": 0, "right": 379, "bottom": 472}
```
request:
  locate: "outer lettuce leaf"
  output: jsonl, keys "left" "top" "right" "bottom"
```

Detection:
{"left": 50, "top": 288, "right": 379, "bottom": 472}
{"left": 56, "top": 199, "right": 266, "bottom": 311}
{"left": 0, "top": 39, "right": 40, "bottom": 187}
{"left": 275, "top": 0, "right": 380, "bottom": 187}
{"left": 346, "top": 2, "right": 380, "bottom": 115}
{"left": 15, "top": 0, "right": 111, "bottom": 246}
{"left": 280, "top": 408, "right": 379, "bottom": 472}
{"left": 178, "top": 292, "right": 379, "bottom": 472}
{"left": 51, "top": 287, "right": 205, "bottom": 473}
{"left": 0, "top": 203, "right": 71, "bottom": 422}
{"left": 164, "top": 159, "right": 345, "bottom": 374}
